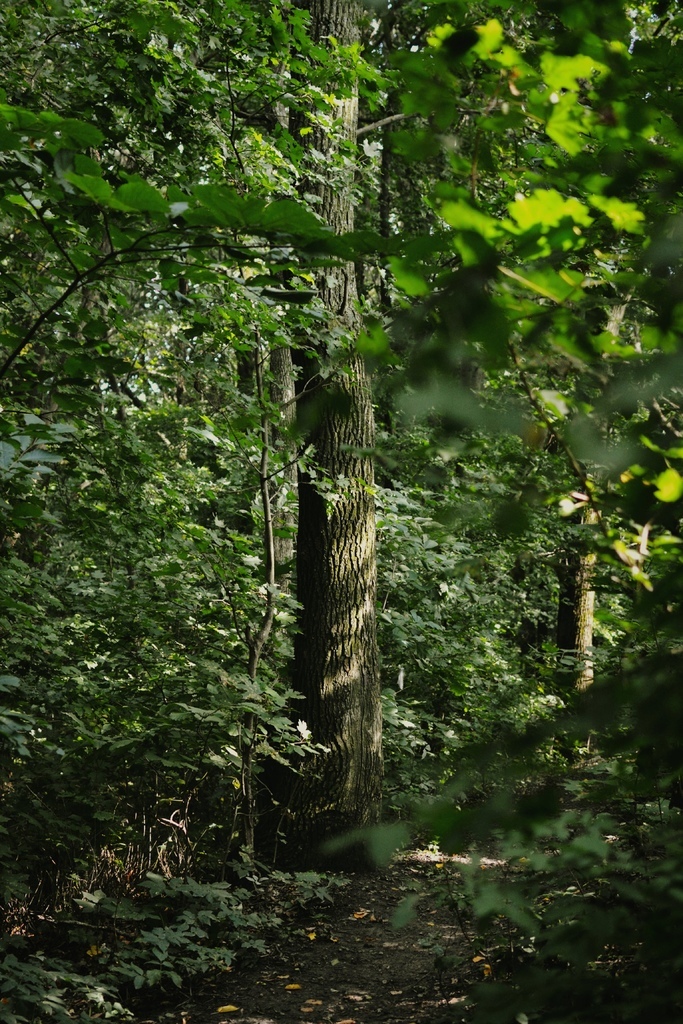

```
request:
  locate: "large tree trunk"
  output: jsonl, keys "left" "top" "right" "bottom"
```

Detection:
{"left": 284, "top": 0, "right": 382, "bottom": 864}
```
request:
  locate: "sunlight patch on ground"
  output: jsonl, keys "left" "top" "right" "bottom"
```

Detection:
{"left": 403, "top": 849, "right": 507, "bottom": 868}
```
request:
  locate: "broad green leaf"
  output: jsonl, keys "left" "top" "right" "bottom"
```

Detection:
{"left": 545, "top": 94, "right": 592, "bottom": 156}
{"left": 440, "top": 199, "right": 503, "bottom": 241}
{"left": 589, "top": 195, "right": 645, "bottom": 233}
{"left": 473, "top": 18, "right": 505, "bottom": 58}
{"left": 259, "top": 199, "right": 326, "bottom": 236}
{"left": 540, "top": 52, "right": 607, "bottom": 92}
{"left": 52, "top": 118, "right": 104, "bottom": 149}
{"left": 19, "top": 450, "right": 63, "bottom": 464}
{"left": 65, "top": 172, "right": 114, "bottom": 204}
{"left": 357, "top": 321, "right": 396, "bottom": 363}
{"left": 508, "top": 189, "right": 593, "bottom": 232}
{"left": 192, "top": 184, "right": 258, "bottom": 227}
{"left": 113, "top": 179, "right": 169, "bottom": 215}
{"left": 654, "top": 468, "right": 683, "bottom": 502}
{"left": 388, "top": 257, "right": 430, "bottom": 296}
{"left": 0, "top": 127, "right": 22, "bottom": 150}
{"left": 499, "top": 266, "right": 585, "bottom": 303}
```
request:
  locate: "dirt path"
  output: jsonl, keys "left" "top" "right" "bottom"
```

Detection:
{"left": 143, "top": 856, "right": 478, "bottom": 1024}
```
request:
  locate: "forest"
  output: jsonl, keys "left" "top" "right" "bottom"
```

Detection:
{"left": 3, "top": 0, "right": 683, "bottom": 1021}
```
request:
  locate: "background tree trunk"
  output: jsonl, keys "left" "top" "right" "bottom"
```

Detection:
{"left": 269, "top": 344, "right": 297, "bottom": 590}
{"left": 556, "top": 507, "right": 599, "bottom": 692}
{"left": 574, "top": 507, "right": 598, "bottom": 693}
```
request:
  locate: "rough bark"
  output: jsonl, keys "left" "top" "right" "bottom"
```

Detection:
{"left": 556, "top": 507, "right": 599, "bottom": 692}
{"left": 574, "top": 507, "right": 598, "bottom": 692}
{"left": 269, "top": 344, "right": 297, "bottom": 589}
{"left": 283, "top": 0, "right": 382, "bottom": 865}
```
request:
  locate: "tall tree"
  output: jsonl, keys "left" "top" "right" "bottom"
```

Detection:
{"left": 284, "top": 0, "right": 383, "bottom": 862}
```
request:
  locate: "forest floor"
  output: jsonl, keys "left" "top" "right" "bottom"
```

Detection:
{"left": 137, "top": 852, "right": 499, "bottom": 1024}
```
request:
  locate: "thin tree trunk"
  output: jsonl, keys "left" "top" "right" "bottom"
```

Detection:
{"left": 269, "top": 344, "right": 297, "bottom": 590}
{"left": 556, "top": 506, "right": 599, "bottom": 692}
{"left": 574, "top": 507, "right": 598, "bottom": 693}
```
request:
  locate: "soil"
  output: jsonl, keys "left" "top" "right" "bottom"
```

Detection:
{"left": 138, "top": 853, "right": 496, "bottom": 1024}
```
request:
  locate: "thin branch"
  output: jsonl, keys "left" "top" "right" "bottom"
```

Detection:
{"left": 357, "top": 107, "right": 482, "bottom": 138}
{"left": 13, "top": 178, "right": 81, "bottom": 275}
{"left": 225, "top": 65, "right": 247, "bottom": 177}
{"left": 0, "top": 225, "right": 205, "bottom": 380}
{"left": 0, "top": 274, "right": 85, "bottom": 380}
{"left": 356, "top": 112, "right": 416, "bottom": 138}
{"left": 651, "top": 397, "right": 683, "bottom": 439}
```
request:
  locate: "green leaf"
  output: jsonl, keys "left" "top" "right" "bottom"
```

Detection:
{"left": 440, "top": 199, "right": 503, "bottom": 241}
{"left": 259, "top": 199, "right": 327, "bottom": 237}
{"left": 499, "top": 266, "right": 585, "bottom": 303}
{"left": 508, "top": 189, "right": 593, "bottom": 232}
{"left": 388, "top": 257, "right": 430, "bottom": 296}
{"left": 589, "top": 195, "right": 645, "bottom": 234}
{"left": 113, "top": 179, "right": 169, "bottom": 215}
{"left": 52, "top": 117, "right": 104, "bottom": 149}
{"left": 540, "top": 52, "right": 607, "bottom": 92}
{"left": 654, "top": 468, "right": 683, "bottom": 502}
{"left": 192, "top": 184, "right": 252, "bottom": 226}
{"left": 473, "top": 18, "right": 505, "bottom": 58}
{"left": 65, "top": 172, "right": 113, "bottom": 205}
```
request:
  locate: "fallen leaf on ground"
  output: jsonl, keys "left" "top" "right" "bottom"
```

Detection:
{"left": 306, "top": 931, "right": 316, "bottom": 940}
{"left": 285, "top": 983, "right": 302, "bottom": 990}
{"left": 352, "top": 908, "right": 369, "bottom": 918}
{"left": 303, "top": 1000, "right": 323, "bottom": 1006}
{"left": 215, "top": 1006, "right": 239, "bottom": 1013}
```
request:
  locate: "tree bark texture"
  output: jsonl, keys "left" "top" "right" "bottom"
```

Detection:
{"left": 556, "top": 507, "right": 598, "bottom": 692}
{"left": 574, "top": 507, "right": 598, "bottom": 693}
{"left": 285, "top": 0, "right": 382, "bottom": 862}
{"left": 269, "top": 344, "right": 297, "bottom": 589}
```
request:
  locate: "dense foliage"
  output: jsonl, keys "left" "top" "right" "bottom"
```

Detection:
{"left": 3, "top": 0, "right": 683, "bottom": 1021}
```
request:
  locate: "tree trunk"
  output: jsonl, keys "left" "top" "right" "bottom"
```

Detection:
{"left": 556, "top": 506, "right": 599, "bottom": 692}
{"left": 269, "top": 344, "right": 297, "bottom": 589}
{"left": 284, "top": 0, "right": 382, "bottom": 865}
{"left": 574, "top": 507, "right": 598, "bottom": 693}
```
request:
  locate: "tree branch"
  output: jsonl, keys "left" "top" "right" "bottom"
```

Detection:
{"left": 356, "top": 112, "right": 415, "bottom": 138}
